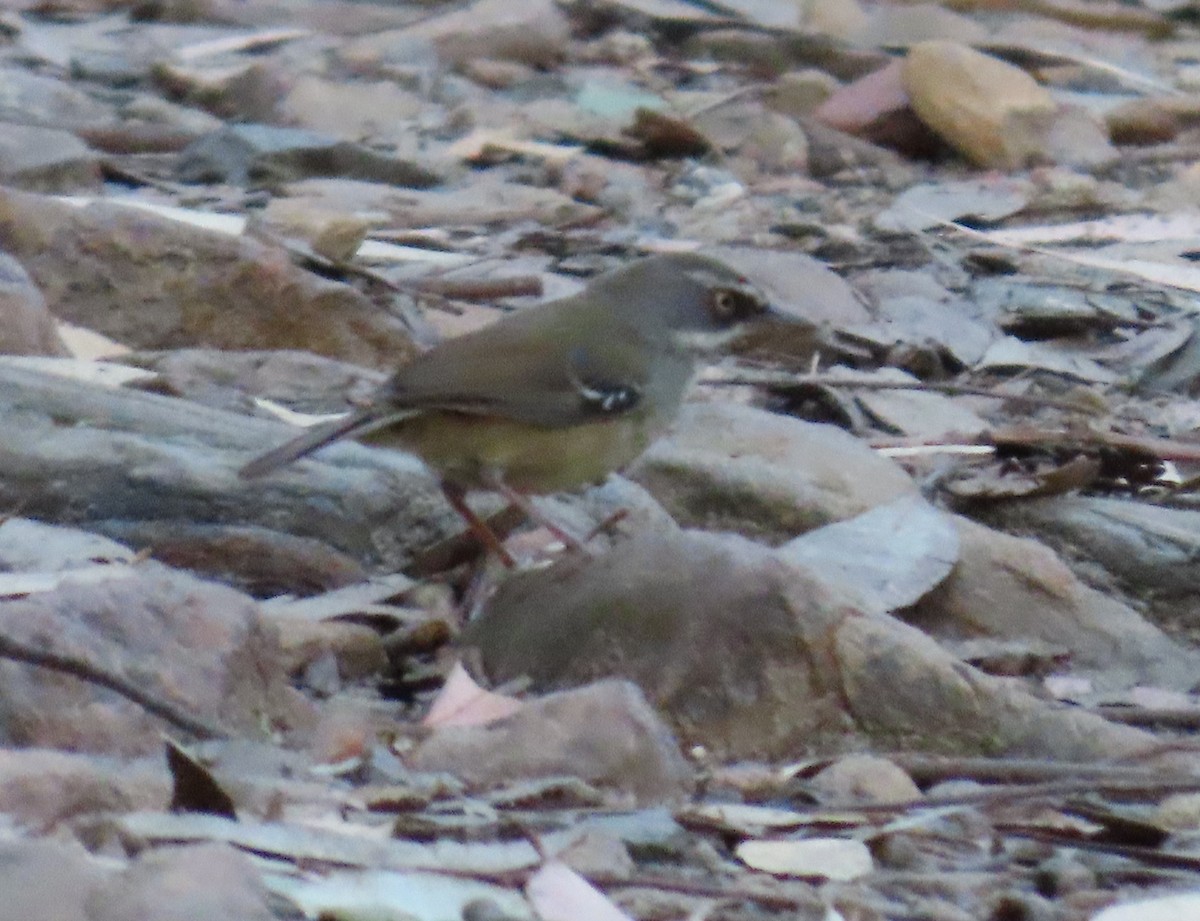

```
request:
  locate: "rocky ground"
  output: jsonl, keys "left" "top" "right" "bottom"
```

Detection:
{"left": 4, "top": 0, "right": 1200, "bottom": 918}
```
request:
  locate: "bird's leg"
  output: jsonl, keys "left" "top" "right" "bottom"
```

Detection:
{"left": 486, "top": 477, "right": 586, "bottom": 553}
{"left": 584, "top": 507, "right": 629, "bottom": 542}
{"left": 439, "top": 481, "right": 516, "bottom": 568}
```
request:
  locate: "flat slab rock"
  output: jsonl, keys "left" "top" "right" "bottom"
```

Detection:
{"left": 778, "top": 494, "right": 960, "bottom": 614}
{"left": 983, "top": 494, "right": 1200, "bottom": 602}
{"left": 909, "top": 515, "right": 1199, "bottom": 690}
{"left": 0, "top": 362, "right": 456, "bottom": 572}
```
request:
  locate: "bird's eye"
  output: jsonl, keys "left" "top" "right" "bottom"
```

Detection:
{"left": 709, "top": 286, "right": 769, "bottom": 324}
{"left": 710, "top": 289, "right": 738, "bottom": 320}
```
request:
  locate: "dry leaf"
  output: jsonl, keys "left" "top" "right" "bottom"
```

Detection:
{"left": 422, "top": 661, "right": 523, "bottom": 728}
{"left": 735, "top": 838, "right": 873, "bottom": 880}
{"left": 525, "top": 861, "right": 634, "bottom": 921}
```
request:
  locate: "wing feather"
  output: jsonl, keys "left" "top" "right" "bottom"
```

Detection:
{"left": 380, "top": 303, "right": 651, "bottom": 427}
{"left": 239, "top": 407, "right": 389, "bottom": 478}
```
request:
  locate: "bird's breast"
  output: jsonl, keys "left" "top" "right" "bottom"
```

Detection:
{"left": 363, "top": 408, "right": 668, "bottom": 493}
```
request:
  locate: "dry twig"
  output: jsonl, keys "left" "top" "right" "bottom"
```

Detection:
{"left": 0, "top": 633, "right": 229, "bottom": 740}
{"left": 709, "top": 370, "right": 1099, "bottom": 413}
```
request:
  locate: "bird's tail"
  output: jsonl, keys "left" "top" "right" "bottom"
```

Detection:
{"left": 238, "top": 407, "right": 385, "bottom": 479}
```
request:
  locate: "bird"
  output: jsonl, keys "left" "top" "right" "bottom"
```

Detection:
{"left": 240, "top": 252, "right": 782, "bottom": 565}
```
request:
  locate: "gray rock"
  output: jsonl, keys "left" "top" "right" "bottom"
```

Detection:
{"left": 88, "top": 843, "right": 274, "bottom": 921}
{"left": 279, "top": 76, "right": 424, "bottom": 143}
{"left": 982, "top": 496, "right": 1200, "bottom": 636}
{"left": 121, "top": 348, "right": 384, "bottom": 416}
{"left": 983, "top": 495, "right": 1200, "bottom": 599}
{"left": 630, "top": 402, "right": 916, "bottom": 543}
{"left": 0, "top": 122, "right": 101, "bottom": 191}
{"left": 860, "top": 2, "right": 988, "bottom": 47}
{"left": 778, "top": 495, "right": 960, "bottom": 614}
{"left": 177, "top": 123, "right": 328, "bottom": 184}
{"left": 177, "top": 123, "right": 440, "bottom": 187}
{"left": 0, "top": 68, "right": 113, "bottom": 130}
{"left": 70, "top": 50, "right": 148, "bottom": 88}
{"left": 0, "top": 838, "right": 110, "bottom": 921}
{"left": 0, "top": 561, "right": 304, "bottom": 752}
{"left": 909, "top": 516, "right": 1200, "bottom": 690}
{"left": 284, "top": 174, "right": 604, "bottom": 231}
{"left": 409, "top": 679, "right": 693, "bottom": 804}
{"left": 0, "top": 253, "right": 68, "bottom": 356}
{"left": 0, "top": 363, "right": 453, "bottom": 570}
{"left": 467, "top": 528, "right": 1166, "bottom": 761}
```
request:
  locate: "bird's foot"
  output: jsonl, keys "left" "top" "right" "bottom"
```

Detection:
{"left": 584, "top": 507, "right": 629, "bottom": 543}
{"left": 489, "top": 480, "right": 588, "bottom": 554}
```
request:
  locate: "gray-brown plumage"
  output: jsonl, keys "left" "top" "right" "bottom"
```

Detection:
{"left": 240, "top": 253, "right": 778, "bottom": 559}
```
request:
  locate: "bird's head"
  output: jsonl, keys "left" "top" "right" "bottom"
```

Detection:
{"left": 592, "top": 253, "right": 779, "bottom": 353}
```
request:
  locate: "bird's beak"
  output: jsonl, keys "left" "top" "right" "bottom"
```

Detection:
{"left": 763, "top": 302, "right": 804, "bottom": 325}
{"left": 733, "top": 300, "right": 817, "bottom": 357}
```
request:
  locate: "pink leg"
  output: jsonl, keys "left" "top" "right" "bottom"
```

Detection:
{"left": 487, "top": 478, "right": 585, "bottom": 552}
{"left": 440, "top": 481, "right": 516, "bottom": 568}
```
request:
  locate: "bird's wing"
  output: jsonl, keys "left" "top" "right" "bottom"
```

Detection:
{"left": 240, "top": 306, "right": 660, "bottom": 478}
{"left": 380, "top": 306, "right": 651, "bottom": 428}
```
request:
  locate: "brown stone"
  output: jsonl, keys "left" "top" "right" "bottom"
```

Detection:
{"left": 0, "top": 187, "right": 416, "bottom": 370}
{"left": 910, "top": 516, "right": 1198, "bottom": 690}
{"left": 0, "top": 748, "right": 168, "bottom": 830}
{"left": 902, "top": 41, "right": 1056, "bottom": 168}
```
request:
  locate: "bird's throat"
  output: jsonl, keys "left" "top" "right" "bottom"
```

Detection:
{"left": 670, "top": 325, "right": 746, "bottom": 354}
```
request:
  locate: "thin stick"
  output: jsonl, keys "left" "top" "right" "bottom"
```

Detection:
{"left": 706, "top": 371, "right": 1099, "bottom": 413}
{"left": 987, "top": 425, "right": 1200, "bottom": 462}
{"left": 868, "top": 426, "right": 1200, "bottom": 464}
{"left": 894, "top": 753, "right": 1188, "bottom": 785}
{"left": 416, "top": 276, "right": 543, "bottom": 301}
{"left": 0, "top": 633, "right": 228, "bottom": 740}
{"left": 796, "top": 777, "right": 1200, "bottom": 818}
{"left": 994, "top": 824, "right": 1200, "bottom": 873}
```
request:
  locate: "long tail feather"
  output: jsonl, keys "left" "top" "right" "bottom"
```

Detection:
{"left": 239, "top": 408, "right": 382, "bottom": 479}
